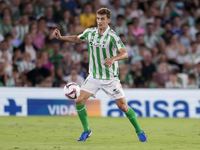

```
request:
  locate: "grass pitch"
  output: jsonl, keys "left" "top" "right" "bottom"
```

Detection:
{"left": 0, "top": 117, "right": 199, "bottom": 150}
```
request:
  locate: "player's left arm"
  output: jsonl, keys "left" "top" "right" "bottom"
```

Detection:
{"left": 104, "top": 35, "right": 128, "bottom": 67}
{"left": 104, "top": 48, "right": 128, "bottom": 67}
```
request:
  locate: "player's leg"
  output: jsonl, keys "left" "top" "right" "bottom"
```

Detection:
{"left": 75, "top": 90, "right": 93, "bottom": 133}
{"left": 115, "top": 97, "right": 147, "bottom": 142}
{"left": 76, "top": 75, "right": 100, "bottom": 141}
{"left": 115, "top": 97, "right": 143, "bottom": 134}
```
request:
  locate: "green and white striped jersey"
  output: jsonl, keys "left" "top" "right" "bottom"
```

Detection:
{"left": 78, "top": 26, "right": 125, "bottom": 80}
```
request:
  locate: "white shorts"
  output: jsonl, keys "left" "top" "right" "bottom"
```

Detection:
{"left": 81, "top": 74, "right": 125, "bottom": 99}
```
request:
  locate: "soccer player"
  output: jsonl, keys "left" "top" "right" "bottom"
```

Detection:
{"left": 52, "top": 8, "right": 147, "bottom": 142}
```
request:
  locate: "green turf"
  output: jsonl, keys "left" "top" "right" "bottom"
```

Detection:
{"left": 0, "top": 117, "right": 199, "bottom": 150}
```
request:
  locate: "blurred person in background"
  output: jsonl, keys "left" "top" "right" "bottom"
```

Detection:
{"left": 0, "top": 58, "right": 7, "bottom": 86}
{"left": 124, "top": 5, "right": 133, "bottom": 22}
{"left": 57, "top": 51, "right": 73, "bottom": 76}
{"left": 132, "top": 17, "right": 145, "bottom": 37}
{"left": 73, "top": 15, "right": 85, "bottom": 35}
{"left": 144, "top": 23, "right": 165, "bottom": 53}
{"left": 9, "top": 28, "right": 21, "bottom": 48}
{"left": 141, "top": 50, "right": 156, "bottom": 84}
{"left": 188, "top": 32, "right": 200, "bottom": 55}
{"left": 45, "top": 6, "right": 58, "bottom": 27}
{"left": 26, "top": 58, "right": 51, "bottom": 86}
{"left": 179, "top": 23, "right": 192, "bottom": 51}
{"left": 115, "top": 15, "right": 127, "bottom": 36}
{"left": 0, "top": 40, "right": 12, "bottom": 64}
{"left": 153, "top": 61, "right": 169, "bottom": 88}
{"left": 0, "top": 1, "right": 7, "bottom": 17}
{"left": 110, "top": 0, "right": 124, "bottom": 26}
{"left": 172, "top": 16, "right": 182, "bottom": 36}
{"left": 139, "top": 8, "right": 155, "bottom": 28}
{"left": 4, "top": 33, "right": 14, "bottom": 55}
{"left": 154, "top": 16, "right": 165, "bottom": 37}
{"left": 17, "top": 52, "right": 35, "bottom": 74}
{"left": 33, "top": 0, "right": 45, "bottom": 18}
{"left": 129, "top": 1, "right": 144, "bottom": 19}
{"left": 80, "top": 3, "right": 96, "bottom": 29}
{"left": 0, "top": 14, "right": 12, "bottom": 36}
{"left": 149, "top": 0, "right": 161, "bottom": 16}
{"left": 189, "top": 18, "right": 200, "bottom": 41}
{"left": 65, "top": 23, "right": 76, "bottom": 36}
{"left": 119, "top": 64, "right": 132, "bottom": 88}
{"left": 39, "top": 76, "right": 53, "bottom": 87}
{"left": 181, "top": 9, "right": 195, "bottom": 26}
{"left": 165, "top": 34, "right": 186, "bottom": 72}
{"left": 161, "top": 6, "right": 172, "bottom": 27}
{"left": 61, "top": 0, "right": 78, "bottom": 16}
{"left": 130, "top": 58, "right": 147, "bottom": 88}
{"left": 71, "top": 43, "right": 84, "bottom": 61}
{"left": 18, "top": 33, "right": 38, "bottom": 61}
{"left": 125, "top": 22, "right": 135, "bottom": 46}
{"left": 40, "top": 51, "right": 55, "bottom": 77}
{"left": 53, "top": 0, "right": 66, "bottom": 21}
{"left": 80, "top": 49, "right": 89, "bottom": 75}
{"left": 60, "top": 10, "right": 71, "bottom": 34}
{"left": 50, "top": 42, "right": 63, "bottom": 71}
{"left": 72, "top": 60, "right": 86, "bottom": 79}
{"left": 12, "top": 48, "right": 23, "bottom": 65}
{"left": 60, "top": 41, "right": 73, "bottom": 54}
{"left": 162, "top": 22, "right": 173, "bottom": 44}
{"left": 187, "top": 73, "right": 198, "bottom": 89}
{"left": 24, "top": 3, "right": 37, "bottom": 21}
{"left": 165, "top": 71, "right": 182, "bottom": 88}
{"left": 1, "top": 52, "right": 12, "bottom": 78}
{"left": 63, "top": 68, "right": 84, "bottom": 87}
{"left": 15, "top": 14, "right": 29, "bottom": 42}
{"left": 6, "top": 68, "right": 20, "bottom": 87}
{"left": 184, "top": 42, "right": 200, "bottom": 74}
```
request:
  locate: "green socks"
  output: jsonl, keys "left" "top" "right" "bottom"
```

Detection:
{"left": 125, "top": 107, "right": 143, "bottom": 134}
{"left": 76, "top": 104, "right": 90, "bottom": 132}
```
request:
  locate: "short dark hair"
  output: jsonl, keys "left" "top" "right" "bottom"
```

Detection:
{"left": 196, "top": 32, "right": 200, "bottom": 38}
{"left": 189, "top": 74, "right": 195, "bottom": 79}
{"left": 190, "top": 41, "right": 197, "bottom": 46}
{"left": 96, "top": 8, "right": 111, "bottom": 19}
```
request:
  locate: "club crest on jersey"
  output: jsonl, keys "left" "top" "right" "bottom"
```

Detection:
{"left": 103, "top": 38, "right": 107, "bottom": 42}
{"left": 89, "top": 42, "right": 105, "bottom": 48}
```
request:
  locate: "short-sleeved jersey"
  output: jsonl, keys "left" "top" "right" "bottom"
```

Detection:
{"left": 78, "top": 26, "right": 125, "bottom": 80}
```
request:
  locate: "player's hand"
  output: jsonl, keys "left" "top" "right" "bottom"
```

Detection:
{"left": 52, "top": 29, "right": 61, "bottom": 40}
{"left": 104, "top": 57, "right": 115, "bottom": 68}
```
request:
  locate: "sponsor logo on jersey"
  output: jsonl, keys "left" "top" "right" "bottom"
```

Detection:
{"left": 89, "top": 42, "right": 105, "bottom": 48}
{"left": 117, "top": 40, "right": 122, "bottom": 44}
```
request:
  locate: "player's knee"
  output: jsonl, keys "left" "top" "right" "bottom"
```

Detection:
{"left": 75, "top": 97, "right": 85, "bottom": 105}
{"left": 118, "top": 104, "right": 129, "bottom": 112}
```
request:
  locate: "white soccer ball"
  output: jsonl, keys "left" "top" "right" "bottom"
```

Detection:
{"left": 63, "top": 82, "right": 80, "bottom": 100}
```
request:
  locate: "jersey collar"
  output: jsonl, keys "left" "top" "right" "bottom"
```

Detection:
{"left": 96, "top": 25, "right": 110, "bottom": 36}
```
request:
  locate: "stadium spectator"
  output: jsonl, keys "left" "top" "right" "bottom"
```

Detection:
{"left": 45, "top": 6, "right": 58, "bottom": 27}
{"left": 9, "top": 28, "right": 21, "bottom": 48}
{"left": 12, "top": 48, "right": 22, "bottom": 65}
{"left": 154, "top": 16, "right": 165, "bottom": 36}
{"left": 161, "top": 6, "right": 172, "bottom": 27}
{"left": 0, "top": 1, "right": 7, "bottom": 17}
{"left": 57, "top": 51, "right": 73, "bottom": 76}
{"left": 33, "top": 0, "right": 45, "bottom": 18}
{"left": 179, "top": 24, "right": 192, "bottom": 51}
{"left": 71, "top": 43, "right": 84, "bottom": 61}
{"left": 18, "top": 33, "right": 38, "bottom": 61}
{"left": 24, "top": 3, "right": 37, "bottom": 21}
{"left": 73, "top": 15, "right": 85, "bottom": 35}
{"left": 110, "top": 0, "right": 124, "bottom": 26}
{"left": 6, "top": 68, "right": 20, "bottom": 87}
{"left": 63, "top": 68, "right": 84, "bottom": 87}
{"left": 165, "top": 71, "right": 182, "bottom": 88}
{"left": 0, "top": 14, "right": 12, "bottom": 36}
{"left": 172, "top": 16, "right": 182, "bottom": 36}
{"left": 80, "top": 49, "right": 89, "bottom": 74}
{"left": 40, "top": 51, "right": 55, "bottom": 77}
{"left": 72, "top": 60, "right": 86, "bottom": 79}
{"left": 141, "top": 51, "right": 156, "bottom": 83}
{"left": 0, "top": 40, "right": 12, "bottom": 64}
{"left": 119, "top": 64, "right": 133, "bottom": 88}
{"left": 0, "top": 58, "right": 7, "bottom": 86}
{"left": 132, "top": 17, "right": 145, "bottom": 37}
{"left": 189, "top": 18, "right": 200, "bottom": 40}
{"left": 26, "top": 58, "right": 51, "bottom": 86}
{"left": 130, "top": 1, "right": 144, "bottom": 19}
{"left": 80, "top": 3, "right": 96, "bottom": 29}
{"left": 53, "top": 0, "right": 66, "bottom": 21}
{"left": 17, "top": 52, "right": 35, "bottom": 74}
{"left": 184, "top": 42, "right": 200, "bottom": 74}
{"left": 187, "top": 73, "right": 198, "bottom": 89}
{"left": 139, "top": 8, "right": 155, "bottom": 28}
{"left": 165, "top": 34, "right": 186, "bottom": 72}
{"left": 15, "top": 14, "right": 29, "bottom": 42}
{"left": 162, "top": 22, "right": 173, "bottom": 44}
{"left": 115, "top": 15, "right": 127, "bottom": 36}
{"left": 61, "top": 0, "right": 78, "bottom": 16}
{"left": 60, "top": 10, "right": 71, "bottom": 35}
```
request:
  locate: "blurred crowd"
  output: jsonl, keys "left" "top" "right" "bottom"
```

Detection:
{"left": 0, "top": 0, "right": 200, "bottom": 89}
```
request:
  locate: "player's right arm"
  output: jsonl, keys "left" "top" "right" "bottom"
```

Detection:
{"left": 52, "top": 29, "right": 83, "bottom": 43}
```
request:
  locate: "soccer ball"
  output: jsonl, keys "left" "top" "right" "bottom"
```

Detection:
{"left": 63, "top": 82, "right": 80, "bottom": 99}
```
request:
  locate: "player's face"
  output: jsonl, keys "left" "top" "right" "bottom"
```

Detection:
{"left": 97, "top": 14, "right": 110, "bottom": 30}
